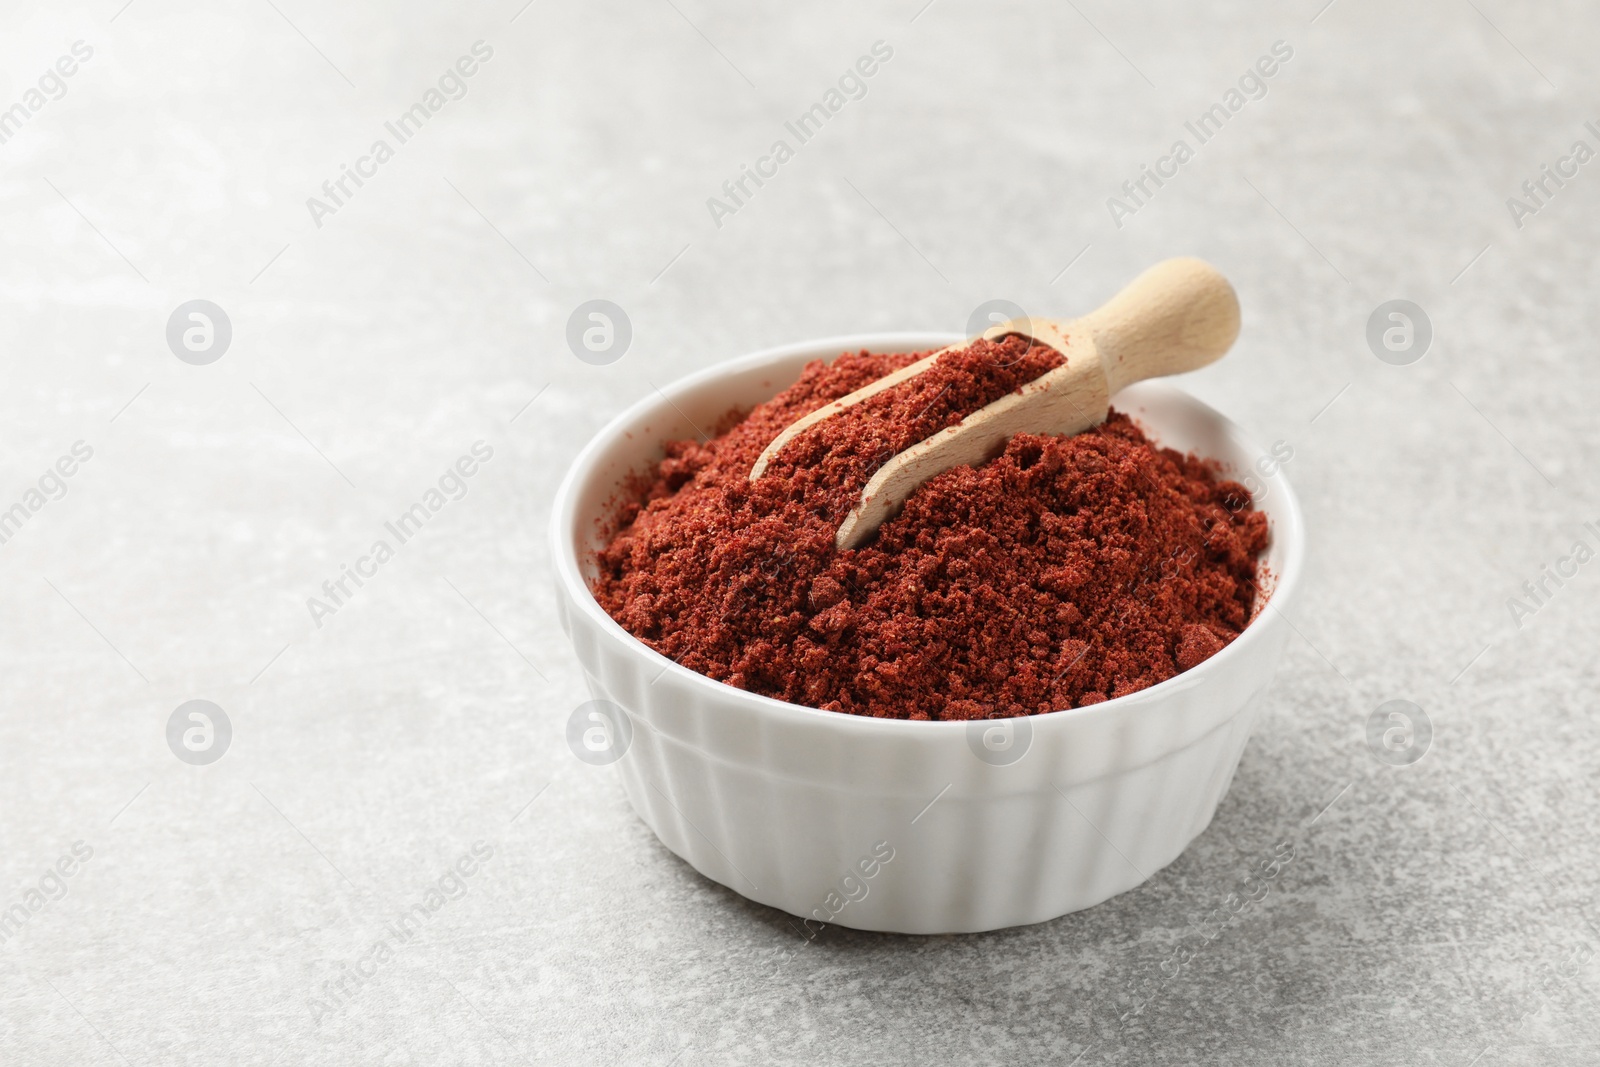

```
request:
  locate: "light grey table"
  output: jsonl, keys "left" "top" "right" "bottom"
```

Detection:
{"left": 3, "top": 1, "right": 1597, "bottom": 1063}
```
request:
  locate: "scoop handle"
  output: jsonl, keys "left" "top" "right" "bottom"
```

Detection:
{"left": 1078, "top": 257, "right": 1240, "bottom": 394}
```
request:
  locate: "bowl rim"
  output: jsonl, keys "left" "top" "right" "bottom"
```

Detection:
{"left": 550, "top": 331, "right": 1307, "bottom": 735}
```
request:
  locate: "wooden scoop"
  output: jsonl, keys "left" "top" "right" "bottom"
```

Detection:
{"left": 751, "top": 257, "right": 1241, "bottom": 549}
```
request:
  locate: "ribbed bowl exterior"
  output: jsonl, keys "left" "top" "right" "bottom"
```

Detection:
{"left": 552, "top": 333, "right": 1305, "bottom": 935}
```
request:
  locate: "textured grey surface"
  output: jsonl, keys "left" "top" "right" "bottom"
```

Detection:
{"left": 2, "top": 0, "right": 1599, "bottom": 1063}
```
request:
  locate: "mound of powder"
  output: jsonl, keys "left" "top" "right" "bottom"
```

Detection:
{"left": 593, "top": 338, "right": 1269, "bottom": 720}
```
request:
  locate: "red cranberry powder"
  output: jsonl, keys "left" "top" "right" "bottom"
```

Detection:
{"left": 594, "top": 339, "right": 1270, "bottom": 720}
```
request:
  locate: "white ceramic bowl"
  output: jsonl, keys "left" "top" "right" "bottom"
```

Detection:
{"left": 552, "top": 333, "right": 1305, "bottom": 935}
